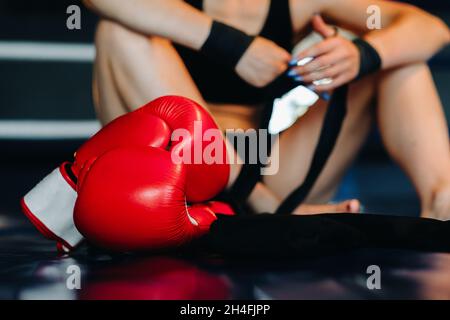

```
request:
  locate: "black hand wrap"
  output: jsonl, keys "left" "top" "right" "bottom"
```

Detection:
{"left": 352, "top": 38, "right": 382, "bottom": 80}
{"left": 200, "top": 20, "right": 255, "bottom": 68}
{"left": 195, "top": 213, "right": 450, "bottom": 259}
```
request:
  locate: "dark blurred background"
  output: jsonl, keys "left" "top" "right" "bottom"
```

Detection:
{"left": 0, "top": 0, "right": 449, "bottom": 216}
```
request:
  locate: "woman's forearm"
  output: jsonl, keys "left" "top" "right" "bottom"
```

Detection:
{"left": 83, "top": 0, "right": 212, "bottom": 50}
{"left": 320, "top": 0, "right": 450, "bottom": 69}
{"left": 364, "top": 7, "right": 450, "bottom": 69}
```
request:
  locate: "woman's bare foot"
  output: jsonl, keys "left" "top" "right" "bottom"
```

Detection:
{"left": 422, "top": 184, "right": 450, "bottom": 220}
{"left": 294, "top": 199, "right": 361, "bottom": 215}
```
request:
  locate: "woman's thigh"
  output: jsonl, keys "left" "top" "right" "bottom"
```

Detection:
{"left": 93, "top": 20, "right": 262, "bottom": 186}
{"left": 93, "top": 20, "right": 261, "bottom": 131}
{"left": 93, "top": 20, "right": 206, "bottom": 124}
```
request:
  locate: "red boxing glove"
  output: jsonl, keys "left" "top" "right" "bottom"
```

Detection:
{"left": 204, "top": 201, "right": 236, "bottom": 216}
{"left": 21, "top": 106, "right": 171, "bottom": 251}
{"left": 143, "top": 96, "right": 229, "bottom": 201}
{"left": 22, "top": 95, "right": 229, "bottom": 252}
{"left": 75, "top": 147, "right": 221, "bottom": 251}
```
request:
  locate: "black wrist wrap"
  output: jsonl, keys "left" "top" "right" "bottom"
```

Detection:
{"left": 352, "top": 38, "right": 382, "bottom": 80}
{"left": 200, "top": 20, "right": 255, "bottom": 68}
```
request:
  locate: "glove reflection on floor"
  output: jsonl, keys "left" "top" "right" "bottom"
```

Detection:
{"left": 79, "top": 258, "right": 231, "bottom": 300}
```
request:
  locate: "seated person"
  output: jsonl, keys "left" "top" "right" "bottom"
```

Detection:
{"left": 82, "top": 0, "right": 450, "bottom": 219}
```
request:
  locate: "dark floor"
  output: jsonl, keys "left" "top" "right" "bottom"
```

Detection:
{"left": 1, "top": 220, "right": 450, "bottom": 300}
{"left": 1, "top": 150, "right": 449, "bottom": 300}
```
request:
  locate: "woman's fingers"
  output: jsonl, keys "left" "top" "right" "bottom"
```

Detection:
{"left": 290, "top": 37, "right": 340, "bottom": 66}
{"left": 289, "top": 49, "right": 348, "bottom": 75}
{"left": 312, "top": 72, "right": 351, "bottom": 92}
{"left": 298, "top": 62, "right": 351, "bottom": 83}
{"left": 311, "top": 13, "right": 338, "bottom": 39}
{"left": 236, "top": 37, "right": 292, "bottom": 87}
{"left": 287, "top": 36, "right": 360, "bottom": 90}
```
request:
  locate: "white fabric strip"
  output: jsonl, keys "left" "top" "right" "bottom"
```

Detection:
{"left": 23, "top": 167, "right": 84, "bottom": 247}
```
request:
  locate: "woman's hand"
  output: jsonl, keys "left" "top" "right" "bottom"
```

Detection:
{"left": 236, "top": 37, "right": 291, "bottom": 88}
{"left": 288, "top": 14, "right": 360, "bottom": 92}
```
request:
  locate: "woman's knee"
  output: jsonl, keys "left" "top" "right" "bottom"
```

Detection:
{"left": 378, "top": 62, "right": 430, "bottom": 86}
{"left": 342, "top": 72, "right": 378, "bottom": 128}
{"left": 95, "top": 20, "right": 159, "bottom": 59}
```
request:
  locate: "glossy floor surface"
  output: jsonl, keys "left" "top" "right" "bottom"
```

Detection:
{"left": 0, "top": 152, "right": 449, "bottom": 300}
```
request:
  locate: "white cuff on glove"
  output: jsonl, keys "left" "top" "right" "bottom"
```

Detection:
{"left": 21, "top": 163, "right": 84, "bottom": 251}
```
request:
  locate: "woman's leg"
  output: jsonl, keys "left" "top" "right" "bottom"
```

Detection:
{"left": 93, "top": 20, "right": 206, "bottom": 124}
{"left": 92, "top": 19, "right": 358, "bottom": 213}
{"left": 263, "top": 74, "right": 377, "bottom": 211}
{"left": 265, "top": 61, "right": 450, "bottom": 219}
{"left": 377, "top": 63, "right": 450, "bottom": 219}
